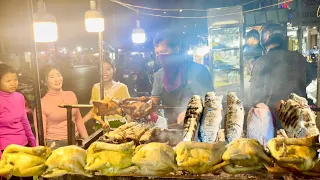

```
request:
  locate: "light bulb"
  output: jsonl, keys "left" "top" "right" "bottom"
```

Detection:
{"left": 33, "top": 22, "right": 58, "bottom": 42}
{"left": 33, "top": 0, "right": 58, "bottom": 42}
{"left": 132, "top": 20, "right": 146, "bottom": 44}
{"left": 85, "top": 0, "right": 104, "bottom": 32}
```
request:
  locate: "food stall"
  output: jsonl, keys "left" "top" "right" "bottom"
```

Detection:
{"left": 2, "top": 2, "right": 320, "bottom": 180}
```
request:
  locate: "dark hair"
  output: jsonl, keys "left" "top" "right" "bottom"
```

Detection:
{"left": 153, "top": 29, "right": 181, "bottom": 49}
{"left": 99, "top": 55, "right": 116, "bottom": 71}
{"left": 0, "top": 64, "right": 16, "bottom": 81}
{"left": 246, "top": 29, "right": 260, "bottom": 40}
{"left": 39, "top": 65, "right": 60, "bottom": 85}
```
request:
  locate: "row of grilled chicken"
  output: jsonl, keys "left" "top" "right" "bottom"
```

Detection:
{"left": 182, "top": 92, "right": 319, "bottom": 147}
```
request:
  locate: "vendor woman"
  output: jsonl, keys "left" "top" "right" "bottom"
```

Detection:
{"left": 152, "top": 30, "right": 214, "bottom": 128}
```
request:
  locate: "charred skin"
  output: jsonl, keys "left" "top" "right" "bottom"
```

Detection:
{"left": 226, "top": 92, "right": 240, "bottom": 106}
{"left": 225, "top": 100, "right": 245, "bottom": 143}
{"left": 289, "top": 93, "right": 309, "bottom": 107}
{"left": 277, "top": 98, "right": 319, "bottom": 138}
{"left": 183, "top": 95, "right": 203, "bottom": 142}
{"left": 199, "top": 92, "right": 223, "bottom": 143}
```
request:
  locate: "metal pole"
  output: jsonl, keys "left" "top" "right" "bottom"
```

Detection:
{"left": 297, "top": 0, "right": 303, "bottom": 53}
{"left": 316, "top": 28, "right": 320, "bottom": 129}
{"left": 67, "top": 106, "right": 75, "bottom": 145}
{"left": 98, "top": 0, "right": 104, "bottom": 101}
{"left": 99, "top": 32, "right": 104, "bottom": 100}
{"left": 239, "top": 7, "right": 245, "bottom": 101}
{"left": 27, "top": 0, "right": 45, "bottom": 146}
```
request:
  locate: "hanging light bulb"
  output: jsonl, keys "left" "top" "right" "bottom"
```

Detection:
{"left": 33, "top": 0, "right": 58, "bottom": 42}
{"left": 85, "top": 0, "right": 104, "bottom": 32}
{"left": 132, "top": 20, "right": 146, "bottom": 44}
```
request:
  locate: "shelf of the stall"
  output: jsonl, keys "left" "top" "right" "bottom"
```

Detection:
{"left": 209, "top": 23, "right": 240, "bottom": 30}
{"left": 212, "top": 47, "right": 240, "bottom": 52}
{"left": 214, "top": 68, "right": 240, "bottom": 71}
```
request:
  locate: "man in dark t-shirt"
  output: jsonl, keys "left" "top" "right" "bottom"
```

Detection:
{"left": 151, "top": 30, "right": 213, "bottom": 128}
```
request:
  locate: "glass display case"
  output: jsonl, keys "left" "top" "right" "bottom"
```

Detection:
{"left": 207, "top": 6, "right": 244, "bottom": 100}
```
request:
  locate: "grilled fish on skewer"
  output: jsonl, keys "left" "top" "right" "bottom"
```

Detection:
{"left": 247, "top": 103, "right": 275, "bottom": 149}
{"left": 183, "top": 95, "right": 203, "bottom": 141}
{"left": 199, "top": 92, "right": 223, "bottom": 143}
{"left": 105, "top": 122, "right": 139, "bottom": 142}
{"left": 139, "top": 127, "right": 161, "bottom": 144}
{"left": 224, "top": 92, "right": 245, "bottom": 143}
{"left": 125, "top": 123, "right": 153, "bottom": 143}
{"left": 276, "top": 98, "right": 319, "bottom": 138}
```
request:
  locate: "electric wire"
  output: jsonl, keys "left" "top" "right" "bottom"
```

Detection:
{"left": 110, "top": 0, "right": 293, "bottom": 19}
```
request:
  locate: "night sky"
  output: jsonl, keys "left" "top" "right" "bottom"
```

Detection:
{"left": 0, "top": 0, "right": 258, "bottom": 53}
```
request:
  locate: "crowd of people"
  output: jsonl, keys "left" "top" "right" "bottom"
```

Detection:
{"left": 0, "top": 23, "right": 315, "bottom": 179}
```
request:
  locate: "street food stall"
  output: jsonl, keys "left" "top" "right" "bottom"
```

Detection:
{"left": 3, "top": 1, "right": 320, "bottom": 180}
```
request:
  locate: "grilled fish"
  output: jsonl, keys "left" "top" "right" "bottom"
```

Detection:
{"left": 247, "top": 103, "right": 275, "bottom": 149}
{"left": 226, "top": 92, "right": 240, "bottom": 105}
{"left": 289, "top": 93, "right": 308, "bottom": 107}
{"left": 277, "top": 98, "right": 319, "bottom": 138}
{"left": 198, "top": 92, "right": 223, "bottom": 143}
{"left": 139, "top": 127, "right": 161, "bottom": 144}
{"left": 125, "top": 123, "right": 153, "bottom": 143}
{"left": 183, "top": 95, "right": 203, "bottom": 141}
{"left": 224, "top": 92, "right": 245, "bottom": 143}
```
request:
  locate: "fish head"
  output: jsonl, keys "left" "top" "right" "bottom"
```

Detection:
{"left": 288, "top": 93, "right": 308, "bottom": 107}
{"left": 205, "top": 94, "right": 223, "bottom": 110}
{"left": 226, "top": 92, "right": 240, "bottom": 105}
{"left": 228, "top": 100, "right": 245, "bottom": 115}
{"left": 274, "top": 100, "right": 285, "bottom": 116}
{"left": 252, "top": 103, "right": 270, "bottom": 119}
{"left": 189, "top": 95, "right": 202, "bottom": 105}
{"left": 205, "top": 92, "right": 216, "bottom": 100}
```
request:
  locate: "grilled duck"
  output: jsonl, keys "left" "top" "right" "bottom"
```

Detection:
{"left": 92, "top": 97, "right": 123, "bottom": 116}
{"left": 224, "top": 92, "right": 245, "bottom": 143}
{"left": 183, "top": 95, "right": 203, "bottom": 141}
{"left": 275, "top": 94, "right": 319, "bottom": 138}
{"left": 120, "top": 97, "right": 153, "bottom": 121}
{"left": 198, "top": 92, "right": 223, "bottom": 143}
{"left": 247, "top": 103, "right": 276, "bottom": 149}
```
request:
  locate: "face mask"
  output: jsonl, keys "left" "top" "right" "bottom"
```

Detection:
{"left": 156, "top": 54, "right": 181, "bottom": 68}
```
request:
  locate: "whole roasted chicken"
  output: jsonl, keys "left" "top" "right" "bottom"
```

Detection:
{"left": 266, "top": 136, "right": 320, "bottom": 173}
{"left": 222, "top": 138, "right": 273, "bottom": 174}
{"left": 132, "top": 142, "right": 178, "bottom": 176}
{"left": 42, "top": 146, "right": 92, "bottom": 178}
{"left": 85, "top": 141, "right": 137, "bottom": 176}
{"left": 0, "top": 145, "right": 51, "bottom": 177}
{"left": 175, "top": 141, "right": 227, "bottom": 174}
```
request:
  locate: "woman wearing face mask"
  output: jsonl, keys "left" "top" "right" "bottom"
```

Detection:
{"left": 0, "top": 64, "right": 36, "bottom": 162}
{"left": 82, "top": 58, "right": 130, "bottom": 128}
{"left": 34, "top": 65, "right": 88, "bottom": 148}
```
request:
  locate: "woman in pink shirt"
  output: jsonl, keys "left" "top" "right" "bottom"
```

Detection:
{"left": 34, "top": 65, "right": 88, "bottom": 149}
{"left": 0, "top": 64, "right": 36, "bottom": 157}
